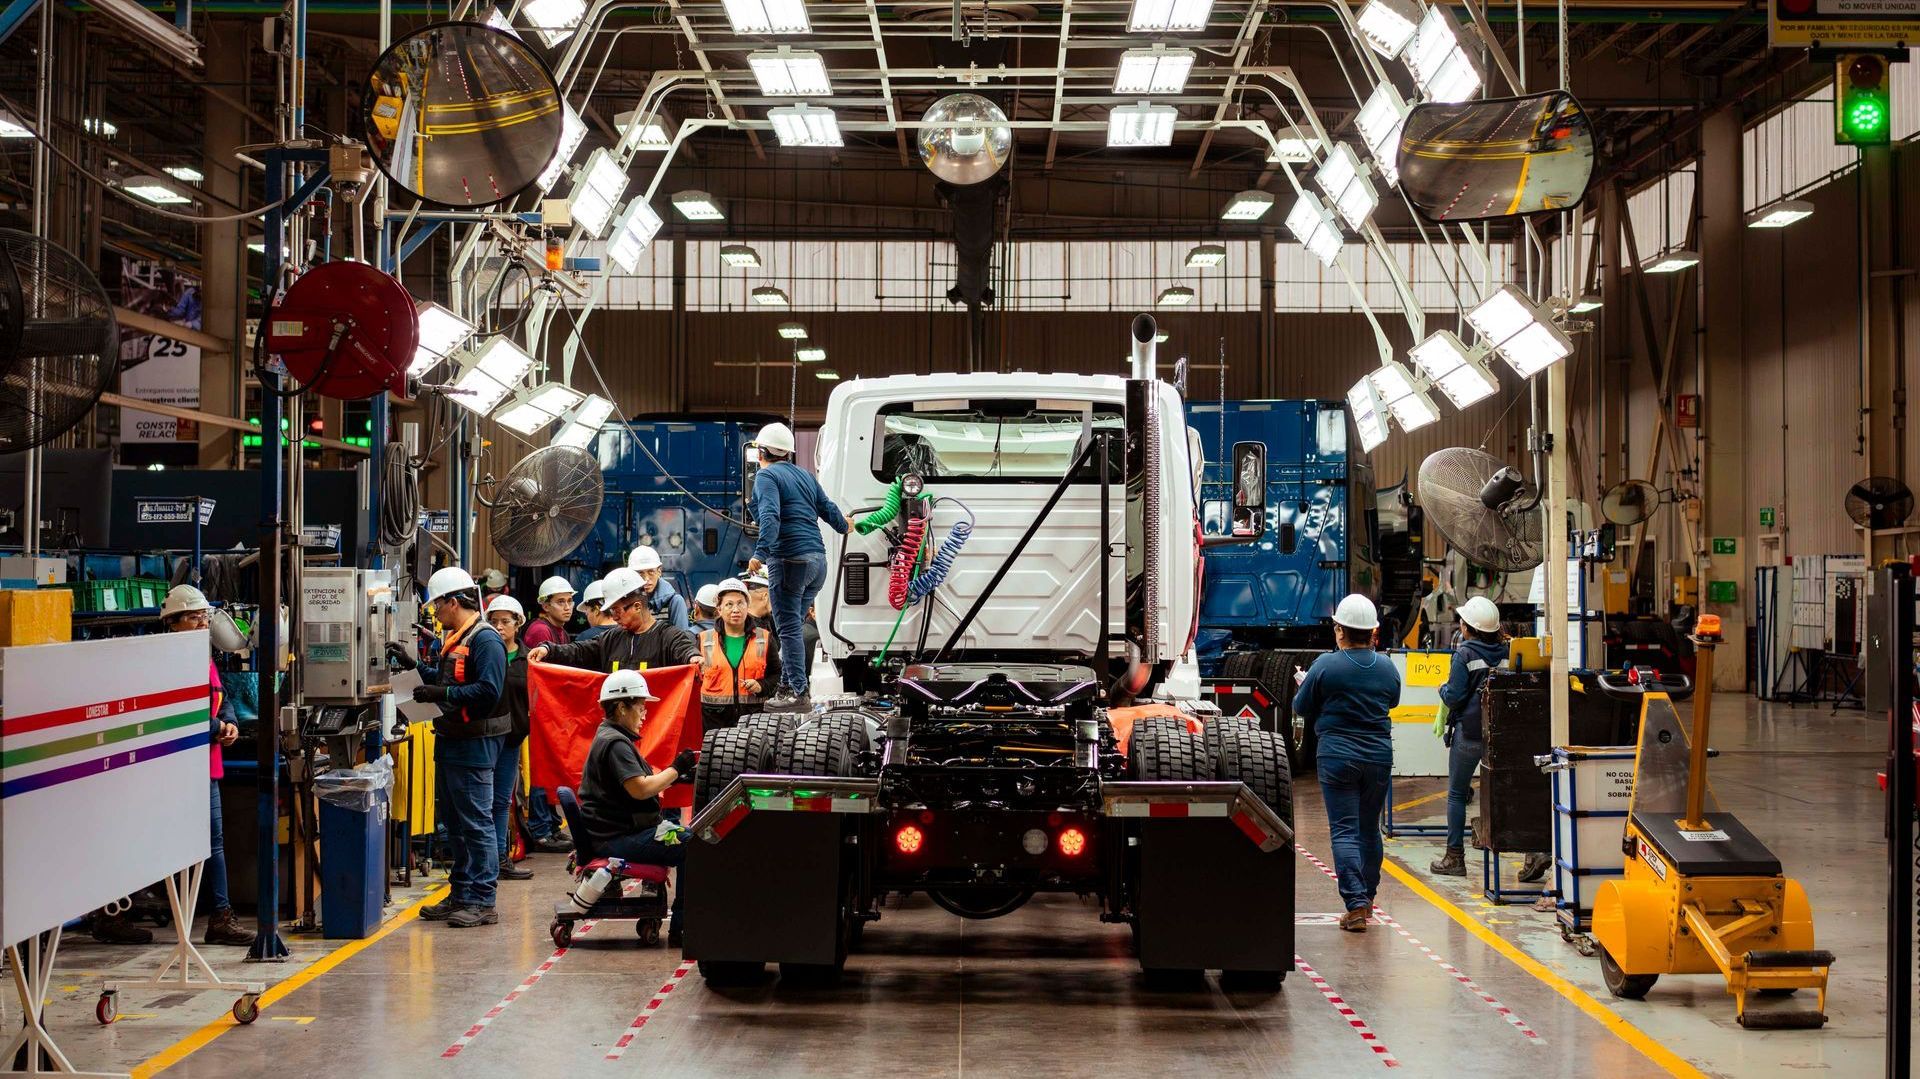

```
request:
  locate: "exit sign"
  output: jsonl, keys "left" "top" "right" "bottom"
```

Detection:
{"left": 1760, "top": 506, "right": 1776, "bottom": 529}
{"left": 1712, "top": 536, "right": 1738, "bottom": 555}
{"left": 1708, "top": 580, "right": 1738, "bottom": 604}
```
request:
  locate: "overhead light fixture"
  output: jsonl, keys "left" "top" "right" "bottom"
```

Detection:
{"left": 777, "top": 322, "right": 809, "bottom": 340}
{"left": 1285, "top": 192, "right": 1344, "bottom": 268}
{"left": 723, "top": 0, "right": 811, "bottom": 34}
{"left": 88, "top": 0, "right": 202, "bottom": 65}
{"left": 552, "top": 394, "right": 616, "bottom": 450}
{"left": 485, "top": 7, "right": 521, "bottom": 36}
{"left": 1367, "top": 361, "right": 1441, "bottom": 432}
{"left": 752, "top": 285, "right": 790, "bottom": 306}
{"left": 1222, "top": 189, "right": 1276, "bottom": 221}
{"left": 1747, "top": 198, "right": 1813, "bottom": 229}
{"left": 815, "top": 368, "right": 840, "bottom": 380}
{"left": 673, "top": 189, "right": 725, "bottom": 221}
{"left": 1107, "top": 101, "right": 1177, "bottom": 148}
{"left": 125, "top": 176, "right": 191, "bottom": 204}
{"left": 523, "top": 0, "right": 587, "bottom": 47}
{"left": 1185, "top": 243, "right": 1227, "bottom": 268}
{"left": 795, "top": 346, "right": 827, "bottom": 362}
{"left": 1408, "top": 329, "right": 1499, "bottom": 408}
{"left": 614, "top": 108, "right": 673, "bottom": 151}
{"left": 1466, "top": 284, "right": 1574, "bottom": 378}
{"left": 410, "top": 301, "right": 477, "bottom": 378}
{"left": 1346, "top": 376, "right": 1391, "bottom": 452}
{"left": 748, "top": 48, "right": 832, "bottom": 96}
{"left": 1404, "top": 6, "right": 1485, "bottom": 104}
{"left": 1356, "top": 0, "right": 1424, "bottom": 58}
{"left": 567, "top": 148, "right": 629, "bottom": 238}
{"left": 162, "top": 164, "right": 204, "bottom": 183}
{"left": 495, "top": 381, "right": 586, "bottom": 434}
{"left": 1128, "top": 0, "right": 1214, "bottom": 33}
{"left": 0, "top": 113, "right": 31, "bottom": 138}
{"left": 1267, "top": 136, "right": 1320, "bottom": 163}
{"left": 768, "top": 103, "right": 843, "bottom": 147}
{"left": 448, "top": 336, "right": 537, "bottom": 416}
{"left": 1157, "top": 285, "right": 1196, "bottom": 306}
{"left": 1640, "top": 248, "right": 1701, "bottom": 274}
{"left": 607, "top": 198, "right": 665, "bottom": 274}
{"left": 720, "top": 244, "right": 762, "bottom": 268}
{"left": 1568, "top": 293, "right": 1603, "bottom": 314}
{"left": 1114, "top": 45, "right": 1197, "bottom": 94}
{"left": 1353, "top": 83, "right": 1408, "bottom": 187}
{"left": 537, "top": 104, "right": 588, "bottom": 193}
{"left": 1155, "top": 331, "right": 1170, "bottom": 343}
{"left": 84, "top": 117, "right": 118, "bottom": 138}
{"left": 1314, "top": 143, "right": 1379, "bottom": 230}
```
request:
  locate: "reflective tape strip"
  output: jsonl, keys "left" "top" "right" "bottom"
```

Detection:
{"left": 1110, "top": 800, "right": 1230, "bottom": 818}
{"left": 1295, "top": 955, "right": 1399, "bottom": 1067}
{"left": 746, "top": 794, "right": 871, "bottom": 814}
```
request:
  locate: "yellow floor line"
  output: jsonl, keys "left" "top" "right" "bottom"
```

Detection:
{"left": 132, "top": 886, "right": 450, "bottom": 1078}
{"left": 1391, "top": 789, "right": 1448, "bottom": 813}
{"left": 1382, "top": 858, "right": 1708, "bottom": 1079}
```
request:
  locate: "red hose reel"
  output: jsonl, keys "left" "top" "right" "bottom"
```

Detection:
{"left": 264, "top": 261, "right": 420, "bottom": 400}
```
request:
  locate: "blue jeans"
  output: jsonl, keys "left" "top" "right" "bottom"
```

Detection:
{"left": 1445, "top": 735, "right": 1485, "bottom": 849}
{"left": 494, "top": 736, "right": 523, "bottom": 863}
{"left": 1318, "top": 756, "right": 1391, "bottom": 912}
{"left": 436, "top": 735, "right": 503, "bottom": 908}
{"left": 527, "top": 786, "right": 561, "bottom": 839}
{"left": 768, "top": 551, "right": 828, "bottom": 696}
{"left": 208, "top": 780, "right": 231, "bottom": 914}
{"left": 597, "top": 829, "right": 687, "bottom": 924}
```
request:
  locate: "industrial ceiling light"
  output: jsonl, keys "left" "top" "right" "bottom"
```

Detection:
{"left": 449, "top": 336, "right": 537, "bottom": 416}
{"left": 724, "top": 0, "right": 811, "bottom": 34}
{"left": 768, "top": 103, "right": 843, "bottom": 147}
{"left": 795, "top": 345, "right": 827, "bottom": 362}
{"left": 1367, "top": 361, "right": 1441, "bottom": 432}
{"left": 1346, "top": 375, "right": 1391, "bottom": 452}
{"left": 1640, "top": 248, "right": 1701, "bottom": 274}
{"left": 815, "top": 367, "right": 841, "bottom": 380}
{"left": 614, "top": 108, "right": 673, "bottom": 150}
{"left": 1154, "top": 330, "right": 1170, "bottom": 343}
{"left": 1569, "top": 294, "right": 1603, "bottom": 313}
{"left": 1114, "top": 45, "right": 1197, "bottom": 94}
{"left": 567, "top": 148, "right": 629, "bottom": 238}
{"left": 777, "top": 321, "right": 809, "bottom": 340}
{"left": 495, "top": 381, "right": 586, "bottom": 434}
{"left": 162, "top": 164, "right": 204, "bottom": 183}
{"left": 720, "top": 244, "right": 762, "bottom": 268}
{"left": 1353, "top": 83, "right": 1409, "bottom": 186}
{"left": 485, "top": 7, "right": 520, "bottom": 36}
{"left": 0, "top": 113, "right": 31, "bottom": 138}
{"left": 410, "top": 302, "right": 477, "bottom": 378}
{"left": 1221, "top": 189, "right": 1276, "bottom": 221}
{"left": 1746, "top": 198, "right": 1813, "bottom": 229}
{"left": 124, "top": 175, "right": 192, "bottom": 204}
{"left": 748, "top": 48, "right": 833, "bottom": 96}
{"left": 84, "top": 117, "right": 118, "bottom": 138}
{"left": 536, "top": 104, "right": 588, "bottom": 193}
{"left": 523, "top": 0, "right": 587, "bottom": 47}
{"left": 607, "top": 198, "right": 665, "bottom": 274}
{"left": 1128, "top": 0, "right": 1214, "bottom": 33}
{"left": 673, "top": 190, "right": 726, "bottom": 221}
{"left": 1285, "top": 192, "right": 1344, "bottom": 268}
{"left": 89, "top": 0, "right": 202, "bottom": 65}
{"left": 1266, "top": 137, "right": 1320, "bottom": 163}
{"left": 1313, "top": 143, "right": 1379, "bottom": 230}
{"left": 1185, "top": 243, "right": 1227, "bottom": 268}
{"left": 1157, "top": 285, "right": 1196, "bottom": 306}
{"left": 1404, "top": 6, "right": 1484, "bottom": 104}
{"left": 1408, "top": 329, "right": 1499, "bottom": 408}
{"left": 1466, "top": 284, "right": 1574, "bottom": 378}
{"left": 752, "top": 285, "right": 791, "bottom": 306}
{"left": 1107, "top": 101, "right": 1178, "bottom": 147}
{"left": 1355, "top": 0, "right": 1423, "bottom": 59}
{"left": 552, "top": 394, "right": 615, "bottom": 449}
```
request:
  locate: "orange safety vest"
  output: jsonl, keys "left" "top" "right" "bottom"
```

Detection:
{"left": 440, "top": 618, "right": 484, "bottom": 724}
{"left": 699, "top": 627, "right": 770, "bottom": 706}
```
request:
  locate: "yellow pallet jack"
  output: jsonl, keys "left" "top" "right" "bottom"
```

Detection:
{"left": 1590, "top": 616, "right": 1833, "bottom": 1029}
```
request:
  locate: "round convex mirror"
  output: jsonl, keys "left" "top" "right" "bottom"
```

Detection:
{"left": 363, "top": 21, "right": 565, "bottom": 208}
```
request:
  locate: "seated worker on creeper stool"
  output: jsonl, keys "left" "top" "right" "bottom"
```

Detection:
{"left": 698, "top": 577, "right": 779, "bottom": 731}
{"left": 576, "top": 670, "right": 698, "bottom": 945}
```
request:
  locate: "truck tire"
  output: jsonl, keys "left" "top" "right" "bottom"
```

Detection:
{"left": 1265, "top": 650, "right": 1318, "bottom": 774}
{"left": 1130, "top": 721, "right": 1209, "bottom": 781}
{"left": 1222, "top": 651, "right": 1258, "bottom": 681}
{"left": 695, "top": 726, "right": 772, "bottom": 810}
{"left": 816, "top": 710, "right": 874, "bottom": 753}
{"left": 1215, "top": 723, "right": 1293, "bottom": 828}
{"left": 774, "top": 724, "right": 854, "bottom": 778}
{"left": 739, "top": 711, "right": 802, "bottom": 740}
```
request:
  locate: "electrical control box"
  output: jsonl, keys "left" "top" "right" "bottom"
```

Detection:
{"left": 300, "top": 568, "right": 398, "bottom": 703}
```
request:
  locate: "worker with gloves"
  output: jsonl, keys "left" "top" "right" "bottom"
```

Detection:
{"left": 1428, "top": 598, "right": 1548, "bottom": 881}
{"left": 628, "top": 545, "right": 690, "bottom": 631}
{"left": 697, "top": 577, "right": 779, "bottom": 730}
{"left": 523, "top": 576, "right": 575, "bottom": 650}
{"left": 574, "top": 578, "right": 619, "bottom": 643}
{"left": 576, "top": 669, "right": 697, "bottom": 945}
{"left": 1292, "top": 594, "right": 1402, "bottom": 933}
{"left": 692, "top": 582, "right": 720, "bottom": 634}
{"left": 744, "top": 422, "right": 848, "bottom": 710}
{"left": 483, "top": 595, "right": 537, "bottom": 880}
{"left": 392, "top": 567, "right": 510, "bottom": 928}
{"left": 528, "top": 567, "right": 698, "bottom": 672}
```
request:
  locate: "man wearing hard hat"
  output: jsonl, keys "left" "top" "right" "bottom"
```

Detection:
{"left": 523, "top": 576, "right": 576, "bottom": 651}
{"left": 691, "top": 582, "right": 720, "bottom": 634}
{"left": 627, "top": 545, "right": 691, "bottom": 632}
{"left": 574, "top": 578, "right": 619, "bottom": 643}
{"left": 528, "top": 566, "right": 698, "bottom": 673}
{"left": 575, "top": 669, "right": 698, "bottom": 944}
{"left": 744, "top": 422, "right": 848, "bottom": 711}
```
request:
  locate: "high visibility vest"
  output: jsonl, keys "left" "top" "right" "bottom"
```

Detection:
{"left": 440, "top": 619, "right": 494, "bottom": 726}
{"left": 699, "top": 627, "right": 770, "bottom": 706}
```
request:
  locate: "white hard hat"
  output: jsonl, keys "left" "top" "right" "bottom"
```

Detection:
{"left": 425, "top": 566, "right": 480, "bottom": 605}
{"left": 581, "top": 579, "right": 607, "bottom": 606}
{"left": 600, "top": 566, "right": 646, "bottom": 607}
{"left": 485, "top": 594, "right": 525, "bottom": 621}
{"left": 695, "top": 583, "right": 720, "bottom": 609}
{"left": 628, "top": 545, "right": 662, "bottom": 572}
{"left": 160, "top": 584, "right": 210, "bottom": 621}
{"left": 1332, "top": 593, "right": 1379, "bottom": 631}
{"left": 756, "top": 422, "right": 796, "bottom": 456}
{"left": 744, "top": 571, "right": 770, "bottom": 590}
{"left": 481, "top": 568, "right": 508, "bottom": 590}
{"left": 1459, "top": 595, "right": 1502, "bottom": 634}
{"left": 599, "top": 668, "right": 657, "bottom": 703}
{"left": 537, "top": 575, "right": 576, "bottom": 602}
{"left": 714, "top": 576, "right": 749, "bottom": 603}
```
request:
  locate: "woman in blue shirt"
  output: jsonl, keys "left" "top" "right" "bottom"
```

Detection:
{"left": 1292, "top": 594, "right": 1402, "bottom": 932}
{"left": 1430, "top": 597, "right": 1509, "bottom": 876}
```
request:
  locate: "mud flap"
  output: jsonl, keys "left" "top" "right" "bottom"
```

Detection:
{"left": 683, "top": 809, "right": 852, "bottom": 967}
{"left": 1135, "top": 818, "right": 1295, "bottom": 973}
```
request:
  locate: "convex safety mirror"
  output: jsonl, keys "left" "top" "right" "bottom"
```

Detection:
{"left": 363, "top": 21, "right": 566, "bottom": 208}
{"left": 1396, "top": 90, "right": 1595, "bottom": 222}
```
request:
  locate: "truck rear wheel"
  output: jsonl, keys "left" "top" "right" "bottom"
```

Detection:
{"left": 774, "top": 724, "right": 854, "bottom": 777}
{"left": 1215, "top": 723, "right": 1293, "bottom": 828}
{"left": 1131, "top": 720, "right": 1209, "bottom": 781}
{"left": 695, "top": 726, "right": 773, "bottom": 810}
{"left": 1265, "top": 650, "right": 1317, "bottom": 774}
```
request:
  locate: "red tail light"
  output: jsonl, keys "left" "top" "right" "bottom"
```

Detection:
{"left": 1058, "top": 827, "right": 1087, "bottom": 857}
{"left": 895, "top": 825, "right": 924, "bottom": 854}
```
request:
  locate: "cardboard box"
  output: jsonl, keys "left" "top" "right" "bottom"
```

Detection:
{"left": 0, "top": 589, "right": 74, "bottom": 647}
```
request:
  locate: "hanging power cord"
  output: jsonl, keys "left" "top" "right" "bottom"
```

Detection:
{"left": 379, "top": 440, "right": 420, "bottom": 548}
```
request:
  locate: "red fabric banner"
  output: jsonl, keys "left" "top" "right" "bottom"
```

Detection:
{"left": 527, "top": 662, "right": 702, "bottom": 810}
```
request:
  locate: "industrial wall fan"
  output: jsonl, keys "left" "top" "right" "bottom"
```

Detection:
{"left": 1417, "top": 447, "right": 1545, "bottom": 572}
{"left": 486, "top": 446, "right": 604, "bottom": 566}
{"left": 0, "top": 229, "right": 119, "bottom": 452}
{"left": 1600, "top": 479, "right": 1661, "bottom": 527}
{"left": 1846, "top": 476, "right": 1914, "bottom": 531}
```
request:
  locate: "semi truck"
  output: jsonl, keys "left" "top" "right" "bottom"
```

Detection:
{"left": 681, "top": 317, "right": 1297, "bottom": 987}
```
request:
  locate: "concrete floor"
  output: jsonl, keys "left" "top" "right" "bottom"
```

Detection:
{"left": 3, "top": 692, "right": 1894, "bottom": 1078}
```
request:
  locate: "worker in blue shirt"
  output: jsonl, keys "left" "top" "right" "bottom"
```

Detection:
{"left": 1292, "top": 594, "right": 1401, "bottom": 932}
{"left": 744, "top": 422, "right": 848, "bottom": 710}
{"left": 1429, "top": 597, "right": 1546, "bottom": 881}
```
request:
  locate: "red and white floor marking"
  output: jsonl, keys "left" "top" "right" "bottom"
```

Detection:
{"left": 442, "top": 920, "right": 595, "bottom": 1058}
{"left": 605, "top": 962, "right": 693, "bottom": 1060}
{"left": 1295, "top": 843, "right": 1542, "bottom": 1043}
{"left": 1293, "top": 955, "right": 1399, "bottom": 1067}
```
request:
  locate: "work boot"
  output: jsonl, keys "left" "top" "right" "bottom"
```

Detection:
{"left": 531, "top": 833, "right": 574, "bottom": 854}
{"left": 1517, "top": 852, "right": 1553, "bottom": 883}
{"left": 1338, "top": 908, "right": 1369, "bottom": 933}
{"left": 667, "top": 922, "right": 683, "bottom": 948}
{"left": 499, "top": 864, "right": 534, "bottom": 881}
{"left": 420, "top": 898, "right": 459, "bottom": 922}
{"left": 1429, "top": 846, "right": 1467, "bottom": 877}
{"left": 90, "top": 912, "right": 153, "bottom": 945}
{"left": 202, "top": 909, "right": 257, "bottom": 947}
{"left": 447, "top": 906, "right": 498, "bottom": 929}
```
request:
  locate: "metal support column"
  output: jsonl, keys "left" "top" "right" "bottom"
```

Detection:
{"left": 1699, "top": 110, "right": 1747, "bottom": 689}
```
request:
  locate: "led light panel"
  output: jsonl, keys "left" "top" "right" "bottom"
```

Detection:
{"left": 537, "top": 104, "right": 588, "bottom": 193}
{"left": 1108, "top": 101, "right": 1177, "bottom": 147}
{"left": 749, "top": 49, "right": 832, "bottom": 96}
{"left": 1128, "top": 0, "right": 1214, "bottom": 32}
{"left": 769, "top": 103, "right": 843, "bottom": 147}
{"left": 723, "top": 0, "right": 811, "bottom": 34}
{"left": 1222, "top": 188, "right": 1275, "bottom": 221}
{"left": 1114, "top": 46, "right": 1196, "bottom": 94}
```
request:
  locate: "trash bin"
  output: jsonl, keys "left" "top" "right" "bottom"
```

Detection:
{"left": 315, "top": 759, "right": 393, "bottom": 939}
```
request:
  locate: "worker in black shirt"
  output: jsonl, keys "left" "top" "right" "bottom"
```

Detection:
{"left": 527, "top": 567, "right": 698, "bottom": 673}
{"left": 576, "top": 669, "right": 697, "bottom": 945}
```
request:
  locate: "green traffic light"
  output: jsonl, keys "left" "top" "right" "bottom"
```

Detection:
{"left": 1848, "top": 99, "right": 1887, "bottom": 136}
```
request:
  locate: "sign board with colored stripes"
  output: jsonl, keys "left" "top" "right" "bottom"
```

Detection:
{"left": 1, "top": 632, "right": 211, "bottom": 946}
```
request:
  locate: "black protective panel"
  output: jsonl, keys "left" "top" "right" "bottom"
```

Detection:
{"left": 682, "top": 812, "right": 850, "bottom": 966}
{"left": 1136, "top": 819, "right": 1293, "bottom": 973}
{"left": 1633, "top": 811, "right": 1782, "bottom": 878}
{"left": 1479, "top": 670, "right": 1551, "bottom": 851}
